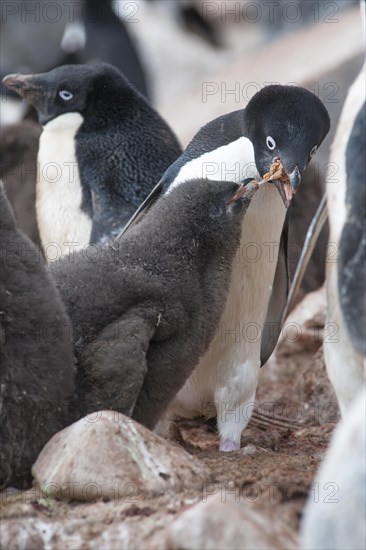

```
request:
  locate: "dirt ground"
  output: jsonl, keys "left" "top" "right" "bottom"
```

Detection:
{"left": 0, "top": 328, "right": 339, "bottom": 549}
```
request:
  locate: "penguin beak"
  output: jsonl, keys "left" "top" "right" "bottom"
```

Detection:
{"left": 288, "top": 166, "right": 301, "bottom": 193}
{"left": 272, "top": 179, "right": 293, "bottom": 209}
{"left": 226, "top": 180, "right": 260, "bottom": 207}
{"left": 2, "top": 74, "right": 43, "bottom": 105}
{"left": 271, "top": 165, "right": 301, "bottom": 209}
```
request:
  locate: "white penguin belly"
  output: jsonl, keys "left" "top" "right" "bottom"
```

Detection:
{"left": 36, "top": 112, "right": 92, "bottom": 260}
{"left": 169, "top": 184, "right": 287, "bottom": 444}
{"left": 324, "top": 66, "right": 366, "bottom": 415}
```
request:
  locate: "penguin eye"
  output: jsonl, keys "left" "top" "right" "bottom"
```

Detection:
{"left": 266, "top": 136, "right": 276, "bottom": 150}
{"left": 59, "top": 90, "right": 73, "bottom": 101}
{"left": 310, "top": 145, "right": 318, "bottom": 157}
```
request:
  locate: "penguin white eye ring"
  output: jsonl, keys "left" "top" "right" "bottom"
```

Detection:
{"left": 310, "top": 145, "right": 318, "bottom": 157}
{"left": 58, "top": 90, "right": 73, "bottom": 101}
{"left": 266, "top": 136, "right": 276, "bottom": 150}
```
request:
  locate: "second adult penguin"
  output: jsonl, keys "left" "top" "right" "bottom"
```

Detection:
{"left": 3, "top": 63, "right": 182, "bottom": 257}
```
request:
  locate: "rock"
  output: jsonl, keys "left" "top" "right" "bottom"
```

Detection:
{"left": 88, "top": 513, "right": 170, "bottom": 550}
{"left": 88, "top": 523, "right": 134, "bottom": 550}
{"left": 32, "top": 411, "right": 209, "bottom": 502}
{"left": 0, "top": 509, "right": 130, "bottom": 550}
{"left": 238, "top": 444, "right": 259, "bottom": 456}
{"left": 1, "top": 520, "right": 43, "bottom": 550}
{"left": 0, "top": 518, "right": 85, "bottom": 550}
{"left": 153, "top": 493, "right": 297, "bottom": 550}
{"left": 0, "top": 512, "right": 166, "bottom": 550}
{"left": 301, "top": 387, "right": 366, "bottom": 549}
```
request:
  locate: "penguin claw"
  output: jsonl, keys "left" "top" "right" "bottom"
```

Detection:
{"left": 219, "top": 438, "right": 241, "bottom": 452}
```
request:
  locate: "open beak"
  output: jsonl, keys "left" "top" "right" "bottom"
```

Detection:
{"left": 226, "top": 179, "right": 260, "bottom": 207}
{"left": 2, "top": 74, "right": 42, "bottom": 105}
{"left": 278, "top": 165, "right": 301, "bottom": 208}
{"left": 288, "top": 166, "right": 301, "bottom": 193}
{"left": 272, "top": 179, "right": 293, "bottom": 209}
{"left": 269, "top": 162, "right": 301, "bottom": 209}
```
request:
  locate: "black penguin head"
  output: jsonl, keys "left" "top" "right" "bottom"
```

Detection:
{"left": 245, "top": 85, "right": 330, "bottom": 203}
{"left": 2, "top": 63, "right": 136, "bottom": 125}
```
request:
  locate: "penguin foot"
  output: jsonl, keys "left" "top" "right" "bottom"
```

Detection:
{"left": 219, "top": 438, "right": 241, "bottom": 452}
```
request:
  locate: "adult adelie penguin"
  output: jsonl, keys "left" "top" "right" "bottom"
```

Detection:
{"left": 3, "top": 63, "right": 181, "bottom": 257}
{"left": 49, "top": 179, "right": 261, "bottom": 429}
{"left": 122, "top": 85, "right": 330, "bottom": 451}
{"left": 0, "top": 184, "right": 74, "bottom": 489}
{"left": 323, "top": 65, "right": 365, "bottom": 416}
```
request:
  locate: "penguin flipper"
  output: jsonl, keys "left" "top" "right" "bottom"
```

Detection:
{"left": 89, "top": 188, "right": 136, "bottom": 243}
{"left": 77, "top": 313, "right": 155, "bottom": 416}
{"left": 260, "top": 211, "right": 290, "bottom": 366}
{"left": 116, "top": 179, "right": 164, "bottom": 239}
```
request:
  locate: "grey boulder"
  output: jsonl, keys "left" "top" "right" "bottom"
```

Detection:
{"left": 32, "top": 411, "right": 209, "bottom": 502}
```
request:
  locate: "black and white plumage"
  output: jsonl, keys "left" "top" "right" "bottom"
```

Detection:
{"left": 122, "top": 85, "right": 330, "bottom": 451}
{"left": 324, "top": 65, "right": 365, "bottom": 416}
{"left": 49, "top": 179, "right": 259, "bottom": 430}
{"left": 3, "top": 63, "right": 181, "bottom": 256}
{"left": 0, "top": 184, "right": 75, "bottom": 489}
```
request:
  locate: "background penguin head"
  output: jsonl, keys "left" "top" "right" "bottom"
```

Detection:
{"left": 245, "top": 85, "right": 330, "bottom": 204}
{"left": 2, "top": 63, "right": 137, "bottom": 126}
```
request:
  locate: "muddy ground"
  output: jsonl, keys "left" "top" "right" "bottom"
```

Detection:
{"left": 1, "top": 314, "right": 339, "bottom": 549}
